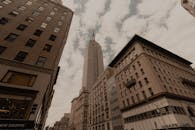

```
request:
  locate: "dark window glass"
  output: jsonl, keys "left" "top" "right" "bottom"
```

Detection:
{"left": 25, "top": 39, "right": 36, "bottom": 47}
{"left": 43, "top": 44, "right": 52, "bottom": 52}
{"left": 148, "top": 88, "right": 154, "bottom": 96}
{"left": 36, "top": 56, "right": 47, "bottom": 66}
{"left": 1, "top": 70, "right": 37, "bottom": 87}
{"left": 34, "top": 29, "right": 43, "bottom": 36}
{"left": 0, "top": 97, "right": 32, "bottom": 119}
{"left": 14, "top": 51, "right": 28, "bottom": 62}
{"left": 142, "top": 91, "right": 147, "bottom": 99}
{"left": 16, "top": 24, "right": 27, "bottom": 31}
{"left": 0, "top": 46, "right": 6, "bottom": 54}
{"left": 0, "top": 17, "right": 9, "bottom": 25}
{"left": 4, "top": 33, "right": 18, "bottom": 42}
{"left": 144, "top": 77, "right": 149, "bottom": 84}
{"left": 49, "top": 34, "right": 57, "bottom": 41}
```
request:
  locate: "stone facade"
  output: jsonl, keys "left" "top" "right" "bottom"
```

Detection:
{"left": 182, "top": 0, "right": 195, "bottom": 17}
{"left": 109, "top": 35, "right": 195, "bottom": 130}
{"left": 0, "top": 0, "right": 73, "bottom": 129}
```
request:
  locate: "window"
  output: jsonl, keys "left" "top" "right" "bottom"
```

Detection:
{"left": 54, "top": 28, "right": 60, "bottom": 33}
{"left": 0, "top": 46, "right": 6, "bottom": 54}
{"left": 32, "top": 11, "right": 40, "bottom": 17}
{"left": 26, "top": 1, "right": 32, "bottom": 5}
{"left": 38, "top": 6, "right": 44, "bottom": 11}
{"left": 144, "top": 77, "right": 149, "bottom": 84}
{"left": 187, "top": 106, "right": 195, "bottom": 117}
{"left": 133, "top": 65, "right": 136, "bottom": 70}
{"left": 50, "top": 11, "right": 55, "bottom": 16}
{"left": 183, "top": 0, "right": 188, "bottom": 3}
{"left": 131, "top": 96, "right": 135, "bottom": 104}
{"left": 0, "top": 97, "right": 32, "bottom": 119}
{"left": 16, "top": 24, "right": 27, "bottom": 31}
{"left": 138, "top": 81, "right": 142, "bottom": 87}
{"left": 49, "top": 34, "right": 57, "bottom": 41}
{"left": 14, "top": 51, "right": 28, "bottom": 62}
{"left": 0, "top": 17, "right": 8, "bottom": 25}
{"left": 43, "top": 44, "right": 52, "bottom": 52}
{"left": 122, "top": 100, "right": 126, "bottom": 107}
{"left": 135, "top": 72, "right": 139, "bottom": 78}
{"left": 64, "top": 11, "right": 67, "bottom": 15}
{"left": 46, "top": 16, "right": 52, "bottom": 21}
{"left": 136, "top": 93, "right": 140, "bottom": 101}
{"left": 18, "top": 6, "right": 26, "bottom": 10}
{"left": 36, "top": 56, "right": 47, "bottom": 66}
{"left": 9, "top": 11, "right": 19, "bottom": 16}
{"left": 148, "top": 88, "right": 154, "bottom": 96}
{"left": 44, "top": 3, "right": 48, "bottom": 6}
{"left": 4, "top": 33, "right": 18, "bottom": 42}
{"left": 1, "top": 70, "right": 36, "bottom": 87}
{"left": 142, "top": 91, "right": 147, "bottom": 99}
{"left": 34, "top": 29, "right": 43, "bottom": 36}
{"left": 2, "top": 0, "right": 12, "bottom": 4}
{"left": 58, "top": 21, "right": 63, "bottom": 26}
{"left": 140, "top": 69, "right": 144, "bottom": 75}
{"left": 137, "top": 61, "right": 141, "bottom": 66}
{"left": 25, "top": 39, "right": 36, "bottom": 47}
{"left": 54, "top": 7, "right": 58, "bottom": 11}
{"left": 25, "top": 17, "right": 34, "bottom": 22}
{"left": 40, "top": 23, "right": 47, "bottom": 28}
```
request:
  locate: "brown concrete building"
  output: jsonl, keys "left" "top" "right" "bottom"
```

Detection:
{"left": 182, "top": 0, "right": 195, "bottom": 17}
{"left": 108, "top": 35, "right": 195, "bottom": 130}
{"left": 88, "top": 68, "right": 115, "bottom": 130}
{"left": 70, "top": 89, "right": 89, "bottom": 130}
{"left": 70, "top": 39, "right": 104, "bottom": 130}
{"left": 0, "top": 0, "right": 73, "bottom": 129}
{"left": 46, "top": 113, "right": 70, "bottom": 130}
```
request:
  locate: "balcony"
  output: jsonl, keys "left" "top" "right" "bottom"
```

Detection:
{"left": 125, "top": 79, "right": 136, "bottom": 89}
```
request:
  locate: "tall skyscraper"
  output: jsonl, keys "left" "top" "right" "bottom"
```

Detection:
{"left": 70, "top": 39, "right": 104, "bottom": 130}
{"left": 82, "top": 39, "right": 104, "bottom": 89}
{"left": 0, "top": 0, "right": 73, "bottom": 129}
{"left": 182, "top": 0, "right": 195, "bottom": 17}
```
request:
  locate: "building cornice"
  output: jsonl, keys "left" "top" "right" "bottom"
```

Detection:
{"left": 121, "top": 92, "right": 195, "bottom": 113}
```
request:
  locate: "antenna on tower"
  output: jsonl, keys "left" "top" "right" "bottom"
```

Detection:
{"left": 92, "top": 31, "right": 95, "bottom": 41}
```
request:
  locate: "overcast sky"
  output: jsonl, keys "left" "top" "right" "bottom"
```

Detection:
{"left": 45, "top": 0, "right": 195, "bottom": 126}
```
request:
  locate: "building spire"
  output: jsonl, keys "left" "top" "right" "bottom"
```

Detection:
{"left": 92, "top": 32, "right": 95, "bottom": 41}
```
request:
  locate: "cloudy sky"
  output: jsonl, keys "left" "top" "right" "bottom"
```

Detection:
{"left": 45, "top": 0, "right": 195, "bottom": 126}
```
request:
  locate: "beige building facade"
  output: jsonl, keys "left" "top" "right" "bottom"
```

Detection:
{"left": 182, "top": 0, "right": 195, "bottom": 17}
{"left": 0, "top": 0, "right": 73, "bottom": 129}
{"left": 88, "top": 68, "right": 114, "bottom": 130}
{"left": 108, "top": 35, "right": 195, "bottom": 130}
{"left": 70, "top": 89, "right": 89, "bottom": 130}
